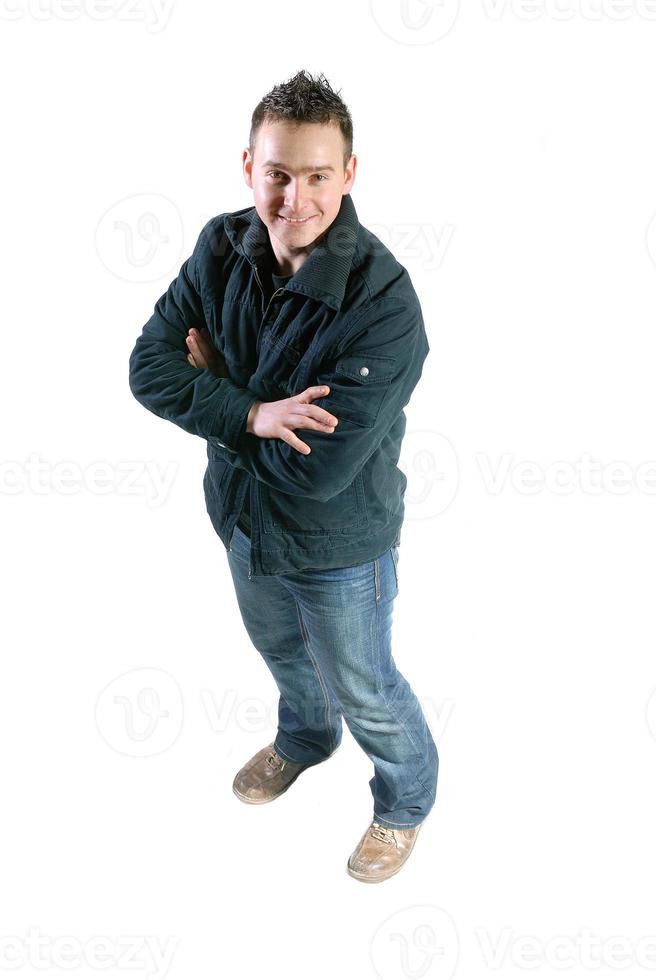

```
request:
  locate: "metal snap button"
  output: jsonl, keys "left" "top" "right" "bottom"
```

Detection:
{"left": 359, "top": 366, "right": 369, "bottom": 377}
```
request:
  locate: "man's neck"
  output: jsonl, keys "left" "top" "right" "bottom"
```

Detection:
{"left": 270, "top": 250, "right": 308, "bottom": 278}
{"left": 269, "top": 227, "right": 328, "bottom": 278}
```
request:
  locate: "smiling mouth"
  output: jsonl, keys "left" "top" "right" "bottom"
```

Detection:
{"left": 277, "top": 214, "right": 317, "bottom": 224}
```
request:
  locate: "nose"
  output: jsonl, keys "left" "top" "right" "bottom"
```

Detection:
{"left": 284, "top": 178, "right": 310, "bottom": 214}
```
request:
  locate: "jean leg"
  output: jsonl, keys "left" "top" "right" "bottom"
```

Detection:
{"left": 226, "top": 524, "right": 342, "bottom": 764}
{"left": 280, "top": 546, "right": 438, "bottom": 828}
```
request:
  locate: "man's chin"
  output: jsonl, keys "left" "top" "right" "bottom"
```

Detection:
{"left": 271, "top": 222, "right": 326, "bottom": 251}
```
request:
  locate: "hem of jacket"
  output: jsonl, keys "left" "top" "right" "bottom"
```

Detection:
{"left": 245, "top": 523, "right": 403, "bottom": 576}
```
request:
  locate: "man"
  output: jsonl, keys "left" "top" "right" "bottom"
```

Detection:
{"left": 128, "top": 70, "right": 438, "bottom": 883}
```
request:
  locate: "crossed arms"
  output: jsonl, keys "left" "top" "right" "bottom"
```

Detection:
{"left": 128, "top": 234, "right": 429, "bottom": 502}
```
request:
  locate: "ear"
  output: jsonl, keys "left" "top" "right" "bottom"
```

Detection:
{"left": 343, "top": 154, "right": 357, "bottom": 194}
{"left": 242, "top": 148, "right": 254, "bottom": 188}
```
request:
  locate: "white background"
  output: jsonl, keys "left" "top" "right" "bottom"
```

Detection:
{"left": 2, "top": 1, "right": 656, "bottom": 978}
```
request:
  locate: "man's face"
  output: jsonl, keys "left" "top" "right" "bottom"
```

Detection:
{"left": 243, "top": 119, "right": 356, "bottom": 272}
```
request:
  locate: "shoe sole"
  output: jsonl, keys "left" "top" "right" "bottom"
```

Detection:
{"left": 346, "top": 823, "right": 424, "bottom": 882}
{"left": 232, "top": 743, "right": 340, "bottom": 805}
{"left": 346, "top": 863, "right": 406, "bottom": 883}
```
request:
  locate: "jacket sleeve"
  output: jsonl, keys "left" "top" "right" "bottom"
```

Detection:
{"left": 225, "top": 298, "right": 430, "bottom": 502}
{"left": 128, "top": 224, "right": 259, "bottom": 450}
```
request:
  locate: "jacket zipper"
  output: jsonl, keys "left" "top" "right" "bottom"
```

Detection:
{"left": 248, "top": 474, "right": 253, "bottom": 578}
{"left": 248, "top": 268, "right": 286, "bottom": 580}
{"left": 262, "top": 287, "right": 285, "bottom": 329}
{"left": 253, "top": 266, "right": 286, "bottom": 347}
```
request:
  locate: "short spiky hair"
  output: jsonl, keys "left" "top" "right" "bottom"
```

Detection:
{"left": 248, "top": 70, "right": 353, "bottom": 171}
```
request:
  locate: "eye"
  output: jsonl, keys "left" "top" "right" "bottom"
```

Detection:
{"left": 266, "top": 171, "right": 328, "bottom": 181}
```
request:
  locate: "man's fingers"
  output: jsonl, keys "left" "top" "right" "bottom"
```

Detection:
{"left": 289, "top": 413, "right": 336, "bottom": 432}
{"left": 194, "top": 335, "right": 213, "bottom": 360}
{"left": 292, "top": 402, "right": 338, "bottom": 427}
{"left": 281, "top": 431, "right": 312, "bottom": 454}
{"left": 292, "top": 387, "right": 338, "bottom": 424}
{"left": 186, "top": 337, "right": 201, "bottom": 364}
{"left": 186, "top": 333, "right": 209, "bottom": 369}
{"left": 293, "top": 385, "right": 331, "bottom": 404}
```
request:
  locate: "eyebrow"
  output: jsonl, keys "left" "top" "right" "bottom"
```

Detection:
{"left": 261, "top": 161, "right": 336, "bottom": 173}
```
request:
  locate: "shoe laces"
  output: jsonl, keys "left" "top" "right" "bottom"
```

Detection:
{"left": 266, "top": 750, "right": 286, "bottom": 771}
{"left": 370, "top": 822, "right": 397, "bottom": 845}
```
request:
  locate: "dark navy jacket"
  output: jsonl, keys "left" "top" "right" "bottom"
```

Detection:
{"left": 128, "top": 193, "right": 429, "bottom": 577}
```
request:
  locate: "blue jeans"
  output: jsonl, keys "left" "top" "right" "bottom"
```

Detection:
{"left": 226, "top": 522, "right": 438, "bottom": 829}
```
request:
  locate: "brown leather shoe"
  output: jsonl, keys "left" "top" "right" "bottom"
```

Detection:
{"left": 347, "top": 820, "right": 424, "bottom": 883}
{"left": 232, "top": 742, "right": 327, "bottom": 805}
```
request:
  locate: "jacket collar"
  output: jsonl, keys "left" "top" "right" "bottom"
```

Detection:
{"left": 224, "top": 192, "right": 359, "bottom": 312}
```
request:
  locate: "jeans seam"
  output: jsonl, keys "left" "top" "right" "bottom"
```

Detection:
{"left": 390, "top": 546, "right": 399, "bottom": 591}
{"left": 372, "top": 593, "right": 423, "bottom": 759}
{"left": 294, "top": 600, "right": 337, "bottom": 756}
{"left": 371, "top": 585, "right": 433, "bottom": 811}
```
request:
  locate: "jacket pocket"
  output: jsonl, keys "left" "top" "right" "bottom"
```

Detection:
{"left": 315, "top": 352, "right": 396, "bottom": 428}
{"left": 260, "top": 470, "right": 368, "bottom": 535}
{"left": 257, "top": 331, "right": 302, "bottom": 395}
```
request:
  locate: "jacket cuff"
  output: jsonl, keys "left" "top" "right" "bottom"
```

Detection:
{"left": 208, "top": 383, "right": 259, "bottom": 452}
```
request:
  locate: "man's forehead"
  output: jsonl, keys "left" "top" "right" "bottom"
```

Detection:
{"left": 255, "top": 120, "right": 343, "bottom": 160}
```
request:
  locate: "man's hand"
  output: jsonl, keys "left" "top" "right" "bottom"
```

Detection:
{"left": 247, "top": 389, "right": 338, "bottom": 454}
{"left": 186, "top": 326, "right": 230, "bottom": 377}
{"left": 186, "top": 326, "right": 338, "bottom": 454}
